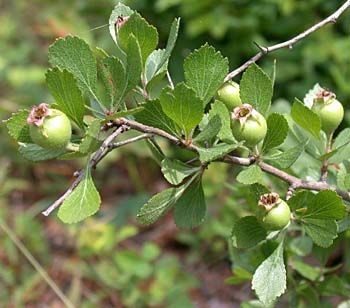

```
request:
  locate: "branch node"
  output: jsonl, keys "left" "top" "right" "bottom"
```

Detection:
{"left": 253, "top": 41, "right": 268, "bottom": 54}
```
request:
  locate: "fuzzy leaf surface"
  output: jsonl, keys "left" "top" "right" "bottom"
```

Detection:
{"left": 240, "top": 63, "right": 273, "bottom": 116}
{"left": 57, "top": 167, "right": 101, "bottom": 223}
{"left": 184, "top": 44, "right": 228, "bottom": 106}
{"left": 46, "top": 68, "right": 85, "bottom": 128}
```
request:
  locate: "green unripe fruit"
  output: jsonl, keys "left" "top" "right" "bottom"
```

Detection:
{"left": 312, "top": 90, "right": 344, "bottom": 134}
{"left": 27, "top": 103, "right": 72, "bottom": 149}
{"left": 216, "top": 81, "right": 241, "bottom": 110}
{"left": 257, "top": 193, "right": 291, "bottom": 231}
{"left": 231, "top": 104, "right": 267, "bottom": 147}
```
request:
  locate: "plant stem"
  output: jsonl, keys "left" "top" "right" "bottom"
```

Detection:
{"left": 320, "top": 131, "right": 333, "bottom": 182}
{"left": 0, "top": 221, "right": 75, "bottom": 308}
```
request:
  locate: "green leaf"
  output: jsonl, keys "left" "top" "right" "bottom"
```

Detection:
{"left": 208, "top": 100, "right": 235, "bottom": 143}
{"left": 174, "top": 180, "right": 206, "bottom": 229}
{"left": 196, "top": 143, "right": 242, "bottom": 162}
{"left": 48, "top": 36, "right": 99, "bottom": 104}
{"left": 5, "top": 110, "right": 32, "bottom": 143}
{"left": 184, "top": 44, "right": 228, "bottom": 106}
{"left": 250, "top": 183, "right": 270, "bottom": 202}
{"left": 99, "top": 56, "right": 126, "bottom": 110}
{"left": 160, "top": 83, "right": 203, "bottom": 139}
{"left": 337, "top": 164, "right": 350, "bottom": 191}
{"left": 118, "top": 12, "right": 158, "bottom": 65}
{"left": 58, "top": 166, "right": 101, "bottom": 223}
{"left": 329, "top": 128, "right": 350, "bottom": 164}
{"left": 108, "top": 3, "right": 134, "bottom": 44}
{"left": 79, "top": 120, "right": 103, "bottom": 154}
{"left": 145, "top": 18, "right": 180, "bottom": 86}
{"left": 18, "top": 143, "right": 67, "bottom": 161}
{"left": 231, "top": 216, "right": 267, "bottom": 249}
{"left": 240, "top": 63, "right": 273, "bottom": 116}
{"left": 137, "top": 186, "right": 185, "bottom": 225}
{"left": 291, "top": 98, "right": 321, "bottom": 139}
{"left": 264, "top": 141, "right": 306, "bottom": 169}
{"left": 99, "top": 36, "right": 142, "bottom": 111}
{"left": 237, "top": 165, "right": 263, "bottom": 185}
{"left": 302, "top": 218, "right": 338, "bottom": 247}
{"left": 135, "top": 99, "right": 179, "bottom": 136}
{"left": 193, "top": 115, "right": 221, "bottom": 144}
{"left": 317, "top": 276, "right": 349, "bottom": 297}
{"left": 252, "top": 241, "right": 286, "bottom": 306}
{"left": 161, "top": 158, "right": 199, "bottom": 185}
{"left": 124, "top": 35, "right": 142, "bottom": 102}
{"left": 262, "top": 113, "right": 288, "bottom": 152}
{"left": 46, "top": 68, "right": 85, "bottom": 129}
{"left": 156, "top": 18, "right": 179, "bottom": 73}
{"left": 292, "top": 259, "right": 321, "bottom": 281}
{"left": 145, "top": 49, "right": 168, "bottom": 88}
{"left": 288, "top": 190, "right": 314, "bottom": 212}
{"left": 289, "top": 236, "right": 313, "bottom": 256}
{"left": 301, "top": 190, "right": 346, "bottom": 220}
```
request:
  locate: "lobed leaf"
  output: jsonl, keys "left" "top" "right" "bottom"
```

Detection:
{"left": 160, "top": 83, "right": 203, "bottom": 139}
{"left": 252, "top": 242, "right": 286, "bottom": 306}
{"left": 135, "top": 99, "right": 179, "bottom": 136}
{"left": 58, "top": 166, "right": 101, "bottom": 223}
{"left": 302, "top": 218, "right": 338, "bottom": 248}
{"left": 236, "top": 165, "right": 263, "bottom": 185}
{"left": 184, "top": 44, "right": 228, "bottom": 107}
{"left": 240, "top": 63, "right": 273, "bottom": 116}
{"left": 118, "top": 12, "right": 158, "bottom": 65}
{"left": 6, "top": 110, "right": 32, "bottom": 143}
{"left": 46, "top": 68, "right": 85, "bottom": 129}
{"left": 48, "top": 36, "right": 100, "bottom": 105}
{"left": 301, "top": 190, "right": 346, "bottom": 220}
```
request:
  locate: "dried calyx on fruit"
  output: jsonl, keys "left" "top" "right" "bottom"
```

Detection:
{"left": 27, "top": 103, "right": 72, "bottom": 150}
{"left": 312, "top": 90, "right": 344, "bottom": 134}
{"left": 257, "top": 192, "right": 291, "bottom": 231}
{"left": 231, "top": 103, "right": 267, "bottom": 147}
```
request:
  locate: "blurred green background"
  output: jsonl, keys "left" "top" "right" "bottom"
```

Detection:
{"left": 0, "top": 0, "right": 349, "bottom": 306}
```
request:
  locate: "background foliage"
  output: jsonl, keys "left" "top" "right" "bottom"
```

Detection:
{"left": 0, "top": 0, "right": 349, "bottom": 306}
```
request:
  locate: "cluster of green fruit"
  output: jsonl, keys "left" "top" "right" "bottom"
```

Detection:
{"left": 26, "top": 81, "right": 344, "bottom": 232}
{"left": 216, "top": 81, "right": 344, "bottom": 231}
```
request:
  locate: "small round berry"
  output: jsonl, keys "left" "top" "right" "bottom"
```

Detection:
{"left": 231, "top": 104, "right": 267, "bottom": 147}
{"left": 256, "top": 192, "right": 291, "bottom": 231}
{"left": 312, "top": 90, "right": 344, "bottom": 134}
{"left": 216, "top": 81, "right": 242, "bottom": 110}
{"left": 27, "top": 103, "right": 72, "bottom": 149}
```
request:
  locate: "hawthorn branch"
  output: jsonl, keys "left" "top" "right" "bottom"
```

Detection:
{"left": 41, "top": 1, "right": 350, "bottom": 217}
{"left": 42, "top": 125, "right": 129, "bottom": 216}
{"left": 224, "top": 0, "right": 350, "bottom": 81}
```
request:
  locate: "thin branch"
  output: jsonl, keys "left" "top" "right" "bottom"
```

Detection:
{"left": 95, "top": 133, "right": 153, "bottom": 164}
{"left": 225, "top": 0, "right": 350, "bottom": 81}
{"left": 42, "top": 125, "right": 129, "bottom": 216}
{"left": 0, "top": 221, "right": 75, "bottom": 308}
{"left": 41, "top": 1, "right": 350, "bottom": 216}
